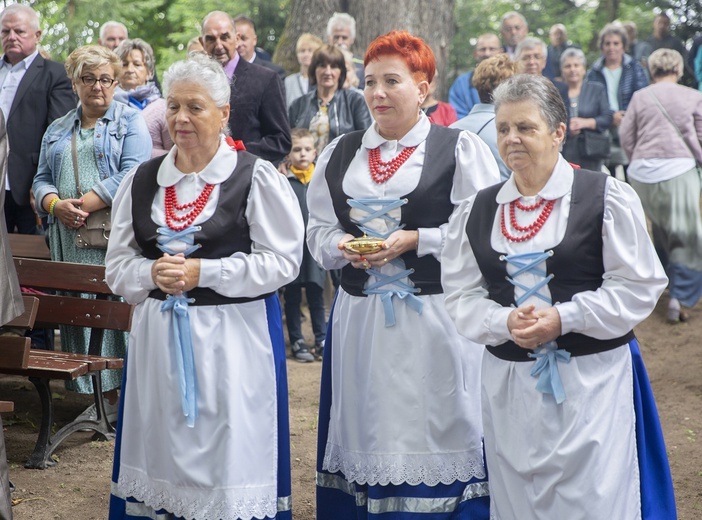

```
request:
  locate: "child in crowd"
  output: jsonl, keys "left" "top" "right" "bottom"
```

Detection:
{"left": 283, "top": 128, "right": 327, "bottom": 362}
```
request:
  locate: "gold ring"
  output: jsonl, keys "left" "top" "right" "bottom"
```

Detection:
{"left": 363, "top": 262, "right": 369, "bottom": 269}
{"left": 383, "top": 258, "right": 388, "bottom": 263}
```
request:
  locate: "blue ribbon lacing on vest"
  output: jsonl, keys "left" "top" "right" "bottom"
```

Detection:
{"left": 501, "top": 250, "right": 570, "bottom": 404}
{"left": 156, "top": 225, "right": 203, "bottom": 427}
{"left": 348, "top": 198, "right": 422, "bottom": 327}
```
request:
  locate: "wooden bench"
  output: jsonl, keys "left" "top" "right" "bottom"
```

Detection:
{"left": 0, "top": 295, "right": 37, "bottom": 414}
{"left": 7, "top": 233, "right": 51, "bottom": 260}
{"left": 1, "top": 256, "right": 133, "bottom": 469}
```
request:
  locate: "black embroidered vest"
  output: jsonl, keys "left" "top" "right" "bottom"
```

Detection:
{"left": 325, "top": 125, "right": 460, "bottom": 296}
{"left": 466, "top": 169, "right": 635, "bottom": 361}
{"left": 131, "top": 152, "right": 272, "bottom": 305}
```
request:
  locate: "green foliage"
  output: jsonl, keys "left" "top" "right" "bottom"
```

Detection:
{"left": 7, "top": 0, "right": 700, "bottom": 84}
{"left": 449, "top": 0, "right": 697, "bottom": 84}
{"left": 6, "top": 0, "right": 289, "bottom": 78}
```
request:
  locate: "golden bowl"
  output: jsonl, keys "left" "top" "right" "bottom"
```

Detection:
{"left": 343, "top": 234, "right": 385, "bottom": 255}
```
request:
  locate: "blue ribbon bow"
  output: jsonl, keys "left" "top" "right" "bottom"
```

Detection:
{"left": 528, "top": 341, "right": 571, "bottom": 404}
{"left": 161, "top": 294, "right": 198, "bottom": 427}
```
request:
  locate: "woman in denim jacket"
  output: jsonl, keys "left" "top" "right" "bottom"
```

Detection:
{"left": 32, "top": 45, "right": 151, "bottom": 424}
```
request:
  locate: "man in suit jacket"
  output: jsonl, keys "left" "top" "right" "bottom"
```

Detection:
{"left": 200, "top": 11, "right": 290, "bottom": 164}
{"left": 234, "top": 15, "right": 286, "bottom": 83}
{"left": 0, "top": 4, "right": 75, "bottom": 234}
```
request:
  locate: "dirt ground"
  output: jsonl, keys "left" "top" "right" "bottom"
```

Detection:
{"left": 1, "top": 290, "right": 701, "bottom": 519}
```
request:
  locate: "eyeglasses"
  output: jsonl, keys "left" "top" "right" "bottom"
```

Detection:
{"left": 80, "top": 76, "right": 116, "bottom": 88}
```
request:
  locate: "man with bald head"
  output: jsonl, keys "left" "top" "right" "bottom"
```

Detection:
{"left": 200, "top": 11, "right": 290, "bottom": 163}
{"left": 500, "top": 11, "right": 528, "bottom": 58}
{"left": 449, "top": 33, "right": 501, "bottom": 118}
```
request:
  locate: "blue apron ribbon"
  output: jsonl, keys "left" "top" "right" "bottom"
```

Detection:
{"left": 161, "top": 294, "right": 198, "bottom": 427}
{"left": 502, "top": 250, "right": 572, "bottom": 402}
{"left": 348, "top": 198, "right": 407, "bottom": 239}
{"left": 156, "top": 223, "right": 201, "bottom": 426}
{"left": 156, "top": 225, "right": 202, "bottom": 257}
{"left": 529, "top": 342, "right": 571, "bottom": 404}
{"left": 363, "top": 262, "right": 422, "bottom": 327}
{"left": 348, "top": 198, "right": 422, "bottom": 327}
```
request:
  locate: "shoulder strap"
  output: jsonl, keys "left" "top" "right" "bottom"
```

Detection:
{"left": 71, "top": 130, "right": 83, "bottom": 197}
{"left": 475, "top": 116, "right": 496, "bottom": 137}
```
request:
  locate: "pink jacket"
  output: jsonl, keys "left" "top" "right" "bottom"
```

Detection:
{"left": 619, "top": 82, "right": 702, "bottom": 163}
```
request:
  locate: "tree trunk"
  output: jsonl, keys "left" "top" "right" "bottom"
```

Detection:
{"left": 275, "top": 0, "right": 455, "bottom": 99}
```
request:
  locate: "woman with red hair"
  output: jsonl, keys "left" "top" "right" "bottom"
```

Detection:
{"left": 307, "top": 31, "right": 499, "bottom": 518}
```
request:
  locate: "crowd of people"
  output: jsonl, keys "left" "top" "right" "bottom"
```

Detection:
{"left": 0, "top": 3, "right": 698, "bottom": 519}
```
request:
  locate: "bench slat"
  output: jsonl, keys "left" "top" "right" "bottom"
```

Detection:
{"left": 0, "top": 337, "right": 30, "bottom": 369}
{"left": 8, "top": 234, "right": 51, "bottom": 260}
{"left": 14, "top": 257, "right": 112, "bottom": 294}
{"left": 1, "top": 356, "right": 90, "bottom": 379}
{"left": 5, "top": 296, "right": 39, "bottom": 329}
{"left": 32, "top": 294, "right": 133, "bottom": 332}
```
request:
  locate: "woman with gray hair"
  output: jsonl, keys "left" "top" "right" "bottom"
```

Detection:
{"left": 620, "top": 48, "right": 702, "bottom": 323}
{"left": 114, "top": 38, "right": 173, "bottom": 157}
{"left": 442, "top": 74, "right": 675, "bottom": 519}
{"left": 32, "top": 44, "right": 151, "bottom": 424}
{"left": 586, "top": 22, "right": 648, "bottom": 178}
{"left": 105, "top": 53, "right": 304, "bottom": 520}
{"left": 560, "top": 47, "right": 613, "bottom": 170}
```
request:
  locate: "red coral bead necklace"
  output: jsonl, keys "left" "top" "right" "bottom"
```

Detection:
{"left": 165, "top": 183, "right": 215, "bottom": 231}
{"left": 501, "top": 197, "right": 556, "bottom": 242}
{"left": 368, "top": 145, "right": 417, "bottom": 184}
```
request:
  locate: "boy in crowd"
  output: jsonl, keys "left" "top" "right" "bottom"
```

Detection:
{"left": 283, "top": 129, "right": 327, "bottom": 362}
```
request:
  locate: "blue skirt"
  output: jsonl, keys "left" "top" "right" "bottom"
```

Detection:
{"left": 316, "top": 298, "right": 490, "bottom": 520}
{"left": 630, "top": 339, "right": 677, "bottom": 519}
{"left": 108, "top": 295, "right": 292, "bottom": 520}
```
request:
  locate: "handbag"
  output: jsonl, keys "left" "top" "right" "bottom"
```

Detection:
{"left": 578, "top": 130, "right": 611, "bottom": 160}
{"left": 72, "top": 130, "right": 111, "bottom": 249}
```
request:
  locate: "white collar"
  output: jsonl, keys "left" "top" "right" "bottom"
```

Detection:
{"left": 496, "top": 155, "right": 574, "bottom": 203}
{"left": 157, "top": 138, "right": 239, "bottom": 187}
{"left": 362, "top": 112, "right": 431, "bottom": 149}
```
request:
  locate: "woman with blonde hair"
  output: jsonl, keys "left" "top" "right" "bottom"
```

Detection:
{"left": 620, "top": 48, "right": 702, "bottom": 322}
{"left": 452, "top": 52, "right": 517, "bottom": 180}
{"left": 32, "top": 45, "right": 151, "bottom": 424}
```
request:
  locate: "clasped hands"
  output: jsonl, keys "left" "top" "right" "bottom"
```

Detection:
{"left": 508, "top": 304, "right": 562, "bottom": 350}
{"left": 338, "top": 230, "right": 419, "bottom": 269}
{"left": 151, "top": 253, "right": 201, "bottom": 295}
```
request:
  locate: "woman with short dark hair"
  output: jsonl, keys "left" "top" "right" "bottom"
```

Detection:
{"left": 288, "top": 44, "right": 371, "bottom": 156}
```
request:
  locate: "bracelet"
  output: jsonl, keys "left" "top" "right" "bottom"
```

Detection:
{"left": 48, "top": 197, "right": 60, "bottom": 216}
